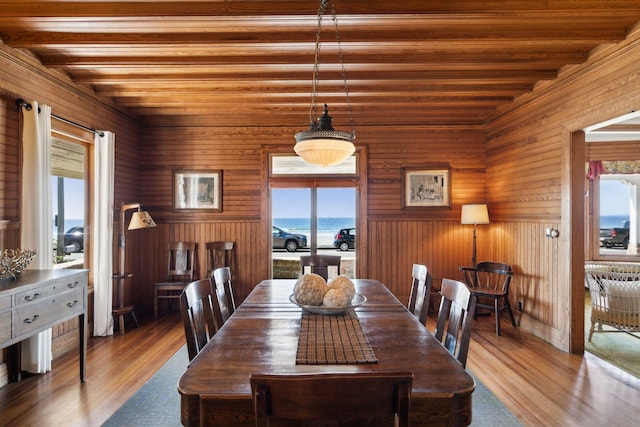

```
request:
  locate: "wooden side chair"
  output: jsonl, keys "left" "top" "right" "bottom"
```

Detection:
{"left": 205, "top": 241, "right": 235, "bottom": 279}
{"left": 459, "top": 261, "right": 515, "bottom": 336}
{"left": 212, "top": 266, "right": 235, "bottom": 327}
{"left": 300, "top": 254, "right": 341, "bottom": 280}
{"left": 248, "top": 371, "right": 413, "bottom": 427}
{"left": 179, "top": 278, "right": 217, "bottom": 361}
{"left": 407, "top": 263, "right": 432, "bottom": 325}
{"left": 154, "top": 241, "right": 197, "bottom": 318}
{"left": 434, "top": 278, "right": 477, "bottom": 368}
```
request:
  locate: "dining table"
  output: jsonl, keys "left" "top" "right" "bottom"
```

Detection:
{"left": 178, "top": 279, "right": 475, "bottom": 426}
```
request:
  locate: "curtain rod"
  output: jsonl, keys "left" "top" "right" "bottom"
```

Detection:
{"left": 16, "top": 98, "right": 105, "bottom": 137}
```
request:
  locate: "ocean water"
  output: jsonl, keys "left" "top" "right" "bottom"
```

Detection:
{"left": 274, "top": 217, "right": 354, "bottom": 234}
{"left": 600, "top": 214, "right": 629, "bottom": 229}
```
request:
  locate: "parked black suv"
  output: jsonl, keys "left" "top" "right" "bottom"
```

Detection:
{"left": 333, "top": 228, "right": 355, "bottom": 251}
{"left": 63, "top": 226, "right": 84, "bottom": 253}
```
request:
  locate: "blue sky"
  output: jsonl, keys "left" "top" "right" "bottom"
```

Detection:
{"left": 272, "top": 188, "right": 356, "bottom": 218}
{"left": 52, "top": 177, "right": 84, "bottom": 219}
{"left": 600, "top": 180, "right": 629, "bottom": 216}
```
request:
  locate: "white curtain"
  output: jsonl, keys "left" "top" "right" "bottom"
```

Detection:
{"left": 93, "top": 131, "right": 115, "bottom": 336}
{"left": 20, "top": 101, "right": 53, "bottom": 373}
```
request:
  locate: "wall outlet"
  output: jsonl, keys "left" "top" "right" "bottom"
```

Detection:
{"left": 517, "top": 301, "right": 523, "bottom": 312}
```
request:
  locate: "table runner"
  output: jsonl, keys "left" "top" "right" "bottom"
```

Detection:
{"left": 296, "top": 310, "right": 378, "bottom": 365}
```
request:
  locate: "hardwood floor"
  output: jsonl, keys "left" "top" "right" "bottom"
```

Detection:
{"left": 1, "top": 310, "right": 639, "bottom": 427}
{"left": 0, "top": 312, "right": 186, "bottom": 427}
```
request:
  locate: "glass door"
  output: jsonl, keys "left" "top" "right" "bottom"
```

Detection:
{"left": 271, "top": 184, "right": 356, "bottom": 279}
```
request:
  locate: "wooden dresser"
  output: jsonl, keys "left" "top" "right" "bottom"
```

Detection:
{"left": 0, "top": 269, "right": 88, "bottom": 382}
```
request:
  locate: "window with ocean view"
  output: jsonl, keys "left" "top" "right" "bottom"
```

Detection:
{"left": 51, "top": 135, "right": 87, "bottom": 267}
{"left": 271, "top": 186, "right": 356, "bottom": 279}
{"left": 599, "top": 176, "right": 637, "bottom": 257}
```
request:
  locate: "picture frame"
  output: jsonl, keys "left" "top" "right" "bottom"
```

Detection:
{"left": 401, "top": 165, "right": 451, "bottom": 208}
{"left": 173, "top": 170, "right": 222, "bottom": 212}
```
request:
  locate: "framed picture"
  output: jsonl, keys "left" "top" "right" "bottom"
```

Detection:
{"left": 401, "top": 165, "right": 451, "bottom": 208}
{"left": 173, "top": 170, "right": 222, "bottom": 212}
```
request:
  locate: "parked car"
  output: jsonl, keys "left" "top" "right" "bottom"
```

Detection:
{"left": 600, "top": 220, "right": 630, "bottom": 249}
{"left": 63, "top": 226, "right": 84, "bottom": 253}
{"left": 333, "top": 227, "right": 355, "bottom": 251}
{"left": 272, "top": 226, "right": 307, "bottom": 252}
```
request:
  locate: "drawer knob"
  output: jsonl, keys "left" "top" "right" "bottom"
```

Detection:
{"left": 24, "top": 314, "right": 40, "bottom": 324}
{"left": 68, "top": 281, "right": 81, "bottom": 288}
{"left": 24, "top": 293, "right": 40, "bottom": 302}
{"left": 67, "top": 300, "right": 79, "bottom": 308}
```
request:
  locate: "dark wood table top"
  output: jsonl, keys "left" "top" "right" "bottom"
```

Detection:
{"left": 178, "top": 279, "right": 475, "bottom": 426}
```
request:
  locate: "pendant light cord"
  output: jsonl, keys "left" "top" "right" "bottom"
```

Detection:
{"left": 309, "top": 0, "right": 355, "bottom": 136}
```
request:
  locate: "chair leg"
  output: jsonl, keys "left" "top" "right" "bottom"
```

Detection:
{"left": 494, "top": 298, "right": 501, "bottom": 336}
{"left": 130, "top": 310, "right": 140, "bottom": 328}
{"left": 504, "top": 298, "right": 517, "bottom": 327}
{"left": 154, "top": 287, "right": 158, "bottom": 319}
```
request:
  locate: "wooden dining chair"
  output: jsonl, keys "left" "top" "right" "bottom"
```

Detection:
{"left": 434, "top": 278, "right": 477, "bottom": 368}
{"left": 459, "top": 261, "right": 515, "bottom": 336}
{"left": 249, "top": 371, "right": 413, "bottom": 427}
{"left": 179, "top": 278, "right": 217, "bottom": 361}
{"left": 407, "top": 263, "right": 432, "bottom": 325}
{"left": 300, "top": 254, "right": 341, "bottom": 280}
{"left": 212, "top": 266, "right": 235, "bottom": 327}
{"left": 205, "top": 241, "right": 235, "bottom": 279}
{"left": 154, "top": 241, "right": 197, "bottom": 318}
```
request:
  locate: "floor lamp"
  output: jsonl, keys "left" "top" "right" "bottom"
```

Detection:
{"left": 461, "top": 204, "right": 489, "bottom": 267}
{"left": 113, "top": 202, "right": 156, "bottom": 335}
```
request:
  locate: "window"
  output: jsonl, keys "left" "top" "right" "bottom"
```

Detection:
{"left": 51, "top": 120, "right": 91, "bottom": 267}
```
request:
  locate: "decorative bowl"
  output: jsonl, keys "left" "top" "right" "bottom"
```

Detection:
{"left": 289, "top": 293, "right": 366, "bottom": 315}
{"left": 0, "top": 249, "right": 38, "bottom": 280}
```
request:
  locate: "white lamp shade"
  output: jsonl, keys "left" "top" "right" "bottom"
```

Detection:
{"left": 128, "top": 211, "right": 156, "bottom": 230}
{"left": 461, "top": 204, "right": 489, "bottom": 225}
{"left": 294, "top": 138, "right": 355, "bottom": 167}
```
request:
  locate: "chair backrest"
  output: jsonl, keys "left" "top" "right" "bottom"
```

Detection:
{"left": 166, "top": 241, "right": 197, "bottom": 282}
{"left": 179, "top": 278, "right": 217, "bottom": 361}
{"left": 434, "top": 278, "right": 476, "bottom": 368}
{"left": 300, "top": 254, "right": 341, "bottom": 280}
{"left": 461, "top": 261, "right": 512, "bottom": 294}
{"left": 212, "top": 266, "right": 234, "bottom": 327}
{"left": 407, "top": 263, "right": 432, "bottom": 325}
{"left": 249, "top": 371, "right": 413, "bottom": 427}
{"left": 205, "top": 241, "right": 235, "bottom": 279}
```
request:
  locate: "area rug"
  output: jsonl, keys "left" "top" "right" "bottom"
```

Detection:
{"left": 584, "top": 294, "right": 640, "bottom": 379}
{"left": 585, "top": 324, "right": 640, "bottom": 379}
{"left": 102, "top": 345, "right": 522, "bottom": 427}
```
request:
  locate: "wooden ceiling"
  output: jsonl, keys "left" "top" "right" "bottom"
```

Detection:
{"left": 1, "top": 1, "right": 640, "bottom": 128}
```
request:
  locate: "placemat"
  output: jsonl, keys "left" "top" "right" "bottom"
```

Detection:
{"left": 296, "top": 310, "right": 377, "bottom": 365}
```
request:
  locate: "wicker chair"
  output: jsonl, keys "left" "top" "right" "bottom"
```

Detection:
{"left": 585, "top": 262, "right": 640, "bottom": 341}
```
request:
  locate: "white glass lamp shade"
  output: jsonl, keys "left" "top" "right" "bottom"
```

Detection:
{"left": 128, "top": 211, "right": 156, "bottom": 230}
{"left": 294, "top": 137, "right": 355, "bottom": 167}
{"left": 461, "top": 204, "right": 489, "bottom": 225}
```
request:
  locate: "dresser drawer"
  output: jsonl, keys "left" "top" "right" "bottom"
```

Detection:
{"left": 0, "top": 294, "right": 11, "bottom": 310}
{"left": 0, "top": 310, "right": 10, "bottom": 342}
{"left": 13, "top": 287, "right": 85, "bottom": 337}
{"left": 14, "top": 275, "right": 84, "bottom": 306}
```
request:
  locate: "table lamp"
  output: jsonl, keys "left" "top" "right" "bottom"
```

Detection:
{"left": 113, "top": 202, "right": 156, "bottom": 334}
{"left": 461, "top": 204, "right": 489, "bottom": 267}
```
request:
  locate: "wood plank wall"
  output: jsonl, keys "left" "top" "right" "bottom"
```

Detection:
{"left": 138, "top": 120, "right": 487, "bottom": 308}
{"left": 0, "top": 42, "right": 142, "bottom": 358}
{"left": 485, "top": 27, "right": 640, "bottom": 351}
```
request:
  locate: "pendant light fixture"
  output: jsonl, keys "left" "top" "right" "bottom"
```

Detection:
{"left": 295, "top": 0, "right": 356, "bottom": 167}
